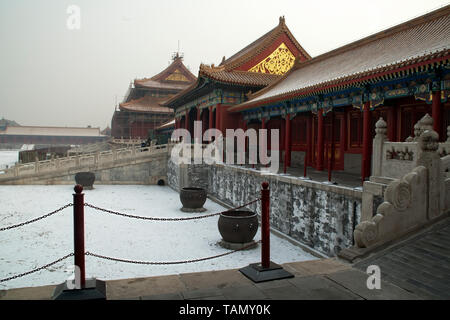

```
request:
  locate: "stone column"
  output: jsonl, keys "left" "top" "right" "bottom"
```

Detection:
{"left": 417, "top": 129, "right": 441, "bottom": 220}
{"left": 371, "top": 117, "right": 387, "bottom": 177}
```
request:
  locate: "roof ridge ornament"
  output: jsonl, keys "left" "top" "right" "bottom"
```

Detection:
{"left": 279, "top": 16, "right": 285, "bottom": 25}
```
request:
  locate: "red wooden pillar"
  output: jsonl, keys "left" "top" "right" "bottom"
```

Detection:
{"left": 209, "top": 106, "right": 214, "bottom": 130}
{"left": 361, "top": 101, "right": 371, "bottom": 183}
{"left": 432, "top": 90, "right": 442, "bottom": 140}
{"left": 185, "top": 110, "right": 189, "bottom": 130}
{"left": 73, "top": 185, "right": 86, "bottom": 288}
{"left": 328, "top": 111, "right": 335, "bottom": 182}
{"left": 339, "top": 112, "right": 346, "bottom": 169}
{"left": 215, "top": 104, "right": 221, "bottom": 133}
{"left": 306, "top": 113, "right": 312, "bottom": 166}
{"left": 317, "top": 109, "right": 324, "bottom": 171}
{"left": 243, "top": 120, "right": 248, "bottom": 158}
{"left": 284, "top": 114, "right": 291, "bottom": 173}
{"left": 261, "top": 118, "right": 267, "bottom": 167}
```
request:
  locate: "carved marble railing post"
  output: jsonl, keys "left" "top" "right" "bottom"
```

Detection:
{"left": 75, "top": 154, "right": 80, "bottom": 167}
{"left": 354, "top": 128, "right": 445, "bottom": 249}
{"left": 34, "top": 156, "right": 39, "bottom": 173}
{"left": 94, "top": 151, "right": 100, "bottom": 166}
{"left": 413, "top": 113, "right": 434, "bottom": 141}
{"left": 372, "top": 117, "right": 387, "bottom": 177}
{"left": 417, "top": 129, "right": 441, "bottom": 219}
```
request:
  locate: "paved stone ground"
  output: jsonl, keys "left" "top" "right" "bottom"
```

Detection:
{"left": 0, "top": 258, "right": 422, "bottom": 300}
{"left": 2, "top": 219, "right": 448, "bottom": 301}
{"left": 354, "top": 218, "right": 450, "bottom": 300}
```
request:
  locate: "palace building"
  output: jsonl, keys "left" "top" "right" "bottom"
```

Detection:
{"left": 163, "top": 17, "right": 311, "bottom": 139}
{"left": 166, "top": 6, "right": 450, "bottom": 183}
{"left": 111, "top": 54, "right": 196, "bottom": 139}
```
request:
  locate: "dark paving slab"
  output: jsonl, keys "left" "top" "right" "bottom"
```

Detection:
{"left": 286, "top": 275, "right": 362, "bottom": 300}
{"left": 182, "top": 287, "right": 224, "bottom": 300}
{"left": 325, "top": 269, "right": 422, "bottom": 300}
{"left": 355, "top": 219, "right": 450, "bottom": 300}
{"left": 141, "top": 292, "right": 183, "bottom": 300}
{"left": 220, "top": 285, "right": 268, "bottom": 300}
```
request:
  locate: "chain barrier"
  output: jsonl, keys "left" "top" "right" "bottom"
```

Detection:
{"left": 84, "top": 198, "right": 260, "bottom": 221}
{"left": 0, "top": 203, "right": 73, "bottom": 232}
{"left": 0, "top": 253, "right": 74, "bottom": 283}
{"left": 86, "top": 240, "right": 261, "bottom": 265}
{"left": 0, "top": 196, "right": 263, "bottom": 284}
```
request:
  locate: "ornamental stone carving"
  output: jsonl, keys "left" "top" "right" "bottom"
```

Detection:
{"left": 413, "top": 113, "right": 434, "bottom": 141}
{"left": 375, "top": 117, "right": 387, "bottom": 139}
{"left": 384, "top": 180, "right": 412, "bottom": 211}
{"left": 419, "top": 130, "right": 439, "bottom": 152}
{"left": 354, "top": 166, "right": 427, "bottom": 248}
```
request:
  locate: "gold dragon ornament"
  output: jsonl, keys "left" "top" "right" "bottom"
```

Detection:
{"left": 248, "top": 43, "right": 295, "bottom": 75}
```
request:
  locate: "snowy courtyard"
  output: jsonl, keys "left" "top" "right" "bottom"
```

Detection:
{"left": 0, "top": 149, "right": 19, "bottom": 170}
{"left": 0, "top": 184, "right": 317, "bottom": 290}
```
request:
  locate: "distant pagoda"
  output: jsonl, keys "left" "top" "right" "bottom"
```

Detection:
{"left": 111, "top": 54, "right": 196, "bottom": 139}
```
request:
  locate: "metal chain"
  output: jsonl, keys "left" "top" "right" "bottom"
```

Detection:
{"left": 0, "top": 253, "right": 74, "bottom": 283}
{"left": 86, "top": 240, "right": 260, "bottom": 265}
{"left": 0, "top": 203, "right": 73, "bottom": 231}
{"left": 84, "top": 198, "right": 260, "bottom": 222}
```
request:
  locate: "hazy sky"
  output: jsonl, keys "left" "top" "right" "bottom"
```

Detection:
{"left": 0, "top": 0, "right": 449, "bottom": 129}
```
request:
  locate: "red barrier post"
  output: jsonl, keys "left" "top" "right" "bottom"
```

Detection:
{"left": 261, "top": 181, "right": 270, "bottom": 269}
{"left": 73, "top": 184, "right": 86, "bottom": 288}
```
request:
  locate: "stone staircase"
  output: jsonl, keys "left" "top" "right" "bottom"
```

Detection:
{"left": 354, "top": 217, "right": 450, "bottom": 299}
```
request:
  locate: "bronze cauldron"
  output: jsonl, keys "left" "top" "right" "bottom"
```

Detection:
{"left": 180, "top": 187, "right": 207, "bottom": 212}
{"left": 75, "top": 172, "right": 95, "bottom": 190}
{"left": 218, "top": 210, "right": 258, "bottom": 243}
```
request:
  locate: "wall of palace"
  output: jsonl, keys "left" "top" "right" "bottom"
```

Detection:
{"left": 167, "top": 157, "right": 362, "bottom": 257}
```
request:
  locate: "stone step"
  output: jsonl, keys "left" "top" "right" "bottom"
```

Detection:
{"left": 369, "top": 258, "right": 446, "bottom": 299}
{"left": 411, "top": 239, "right": 450, "bottom": 258}
{"left": 379, "top": 255, "right": 449, "bottom": 290}
{"left": 405, "top": 244, "right": 450, "bottom": 262}
{"left": 389, "top": 248, "right": 450, "bottom": 276}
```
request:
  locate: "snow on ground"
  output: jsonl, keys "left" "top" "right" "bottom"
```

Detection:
{"left": 0, "top": 185, "right": 317, "bottom": 290}
{"left": 0, "top": 150, "right": 19, "bottom": 169}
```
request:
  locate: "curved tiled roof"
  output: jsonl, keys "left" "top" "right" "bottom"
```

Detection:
{"left": 199, "top": 64, "right": 281, "bottom": 86}
{"left": 220, "top": 16, "right": 311, "bottom": 71}
{"left": 119, "top": 95, "right": 174, "bottom": 114}
{"left": 156, "top": 119, "right": 175, "bottom": 130}
{"left": 163, "top": 17, "right": 310, "bottom": 108}
{"left": 231, "top": 6, "right": 450, "bottom": 112}
{"left": 134, "top": 56, "right": 197, "bottom": 90}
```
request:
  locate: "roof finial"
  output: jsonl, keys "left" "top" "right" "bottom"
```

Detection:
{"left": 279, "top": 16, "right": 285, "bottom": 25}
{"left": 172, "top": 41, "right": 184, "bottom": 61}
